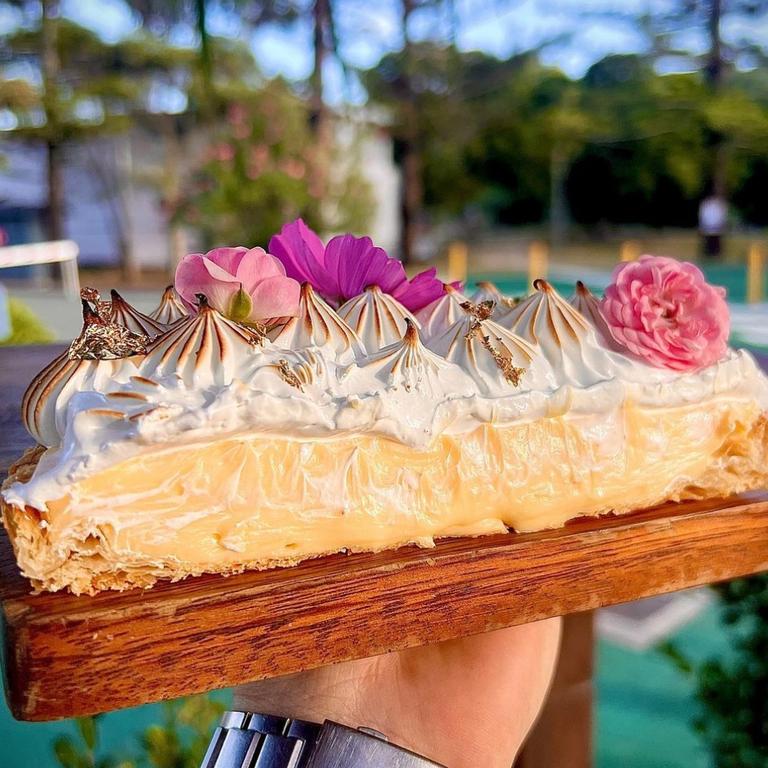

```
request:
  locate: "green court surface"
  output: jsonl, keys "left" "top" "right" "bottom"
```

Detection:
{"left": 597, "top": 606, "right": 729, "bottom": 768}
{"left": 1, "top": 606, "right": 727, "bottom": 768}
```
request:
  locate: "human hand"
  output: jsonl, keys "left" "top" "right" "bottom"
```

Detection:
{"left": 233, "top": 617, "right": 562, "bottom": 768}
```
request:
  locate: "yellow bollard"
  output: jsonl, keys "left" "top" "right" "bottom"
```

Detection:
{"left": 528, "top": 240, "right": 549, "bottom": 288}
{"left": 747, "top": 242, "right": 766, "bottom": 304}
{"left": 447, "top": 241, "right": 468, "bottom": 285}
{"left": 620, "top": 240, "right": 641, "bottom": 262}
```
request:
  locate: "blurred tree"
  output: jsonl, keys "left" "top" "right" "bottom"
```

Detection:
{"left": 365, "top": 47, "right": 597, "bottom": 241}
{"left": 127, "top": 0, "right": 300, "bottom": 101}
{"left": 0, "top": 2, "right": 193, "bottom": 274}
{"left": 363, "top": 0, "right": 456, "bottom": 263}
{"left": 127, "top": 0, "right": 351, "bottom": 240}
{"left": 174, "top": 80, "right": 373, "bottom": 249}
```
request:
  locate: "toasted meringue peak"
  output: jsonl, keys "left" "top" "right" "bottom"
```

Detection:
{"left": 149, "top": 285, "right": 188, "bottom": 325}
{"left": 501, "top": 279, "right": 618, "bottom": 386}
{"left": 270, "top": 283, "right": 364, "bottom": 360}
{"left": 337, "top": 286, "right": 420, "bottom": 352}
{"left": 470, "top": 281, "right": 518, "bottom": 317}
{"left": 359, "top": 319, "right": 475, "bottom": 395}
{"left": 141, "top": 300, "right": 265, "bottom": 387}
{"left": 568, "top": 281, "right": 625, "bottom": 352}
{"left": 110, "top": 289, "right": 168, "bottom": 338}
{"left": 427, "top": 313, "right": 555, "bottom": 395}
{"left": 22, "top": 346, "right": 139, "bottom": 447}
{"left": 416, "top": 283, "right": 471, "bottom": 339}
{"left": 69, "top": 300, "right": 149, "bottom": 361}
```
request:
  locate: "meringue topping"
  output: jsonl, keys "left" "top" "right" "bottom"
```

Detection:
{"left": 416, "top": 283, "right": 470, "bottom": 339}
{"left": 470, "top": 281, "right": 518, "bottom": 318}
{"left": 501, "top": 279, "right": 622, "bottom": 387}
{"left": 140, "top": 298, "right": 265, "bottom": 387}
{"left": 149, "top": 285, "right": 188, "bottom": 325}
{"left": 427, "top": 304, "right": 555, "bottom": 395}
{"left": 337, "top": 286, "right": 420, "bottom": 352}
{"left": 358, "top": 319, "right": 474, "bottom": 395}
{"left": 110, "top": 289, "right": 168, "bottom": 338}
{"left": 22, "top": 301, "right": 143, "bottom": 447}
{"left": 270, "top": 283, "right": 364, "bottom": 360}
{"left": 568, "top": 281, "right": 625, "bottom": 352}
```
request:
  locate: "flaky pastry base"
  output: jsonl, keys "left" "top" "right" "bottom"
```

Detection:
{"left": 3, "top": 399, "right": 768, "bottom": 595}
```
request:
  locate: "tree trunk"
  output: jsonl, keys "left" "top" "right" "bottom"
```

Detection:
{"left": 41, "top": 0, "right": 64, "bottom": 244}
{"left": 704, "top": 0, "right": 727, "bottom": 258}
{"left": 195, "top": 0, "right": 212, "bottom": 91}
{"left": 399, "top": 0, "right": 422, "bottom": 265}
{"left": 309, "top": 0, "right": 332, "bottom": 206}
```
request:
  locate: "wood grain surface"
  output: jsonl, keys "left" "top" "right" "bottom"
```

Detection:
{"left": 2, "top": 345, "right": 768, "bottom": 722}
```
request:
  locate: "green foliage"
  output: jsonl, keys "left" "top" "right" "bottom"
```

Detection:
{"left": 51, "top": 695, "right": 226, "bottom": 768}
{"left": 364, "top": 44, "right": 768, "bottom": 228}
{"left": 0, "top": 17, "right": 191, "bottom": 143}
{"left": 1, "top": 298, "right": 54, "bottom": 345}
{"left": 660, "top": 576, "right": 768, "bottom": 767}
{"left": 176, "top": 83, "right": 373, "bottom": 248}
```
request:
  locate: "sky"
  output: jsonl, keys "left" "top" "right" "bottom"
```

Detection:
{"left": 6, "top": 0, "right": 768, "bottom": 106}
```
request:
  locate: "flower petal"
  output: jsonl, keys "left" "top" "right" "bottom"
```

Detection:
{"left": 269, "top": 219, "right": 334, "bottom": 297}
{"left": 392, "top": 267, "right": 445, "bottom": 311}
{"left": 247, "top": 274, "right": 301, "bottom": 320}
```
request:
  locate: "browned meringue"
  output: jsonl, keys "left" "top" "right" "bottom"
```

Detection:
{"left": 470, "top": 281, "right": 518, "bottom": 317}
{"left": 22, "top": 302, "right": 143, "bottom": 446}
{"left": 270, "top": 283, "right": 364, "bottom": 360}
{"left": 337, "top": 286, "right": 420, "bottom": 352}
{"left": 149, "top": 285, "right": 188, "bottom": 325}
{"left": 416, "top": 283, "right": 470, "bottom": 339}
{"left": 140, "top": 298, "right": 264, "bottom": 387}
{"left": 110, "top": 289, "right": 168, "bottom": 338}
{"left": 427, "top": 302, "right": 554, "bottom": 393}
{"left": 568, "top": 281, "right": 625, "bottom": 351}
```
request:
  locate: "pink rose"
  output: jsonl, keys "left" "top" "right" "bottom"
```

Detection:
{"left": 175, "top": 246, "right": 300, "bottom": 323}
{"left": 601, "top": 255, "right": 729, "bottom": 372}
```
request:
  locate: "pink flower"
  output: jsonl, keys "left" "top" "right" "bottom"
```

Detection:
{"left": 175, "top": 246, "right": 300, "bottom": 323}
{"left": 268, "top": 219, "right": 445, "bottom": 311}
{"left": 212, "top": 143, "right": 235, "bottom": 163}
{"left": 601, "top": 255, "right": 729, "bottom": 372}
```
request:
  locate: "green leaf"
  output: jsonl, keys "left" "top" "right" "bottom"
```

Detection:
{"left": 77, "top": 717, "right": 98, "bottom": 751}
{"left": 53, "top": 736, "right": 83, "bottom": 768}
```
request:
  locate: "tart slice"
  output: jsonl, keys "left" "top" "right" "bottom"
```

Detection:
{"left": 3, "top": 231, "right": 767, "bottom": 594}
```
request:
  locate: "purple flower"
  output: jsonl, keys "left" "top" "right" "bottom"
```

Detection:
{"left": 268, "top": 219, "right": 445, "bottom": 311}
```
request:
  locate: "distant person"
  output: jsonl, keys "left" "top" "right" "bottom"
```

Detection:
{"left": 699, "top": 195, "right": 727, "bottom": 260}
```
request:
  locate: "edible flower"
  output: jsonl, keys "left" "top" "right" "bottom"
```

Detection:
{"left": 268, "top": 219, "right": 444, "bottom": 311}
{"left": 175, "top": 246, "right": 300, "bottom": 324}
{"left": 601, "top": 255, "right": 729, "bottom": 372}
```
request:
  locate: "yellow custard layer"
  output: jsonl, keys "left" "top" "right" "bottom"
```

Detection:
{"left": 3, "top": 395, "right": 767, "bottom": 594}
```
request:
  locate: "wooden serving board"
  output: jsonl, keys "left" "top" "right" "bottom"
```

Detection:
{"left": 2, "top": 345, "right": 768, "bottom": 722}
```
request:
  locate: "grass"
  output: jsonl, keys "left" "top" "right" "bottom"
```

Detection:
{"left": 1, "top": 298, "right": 54, "bottom": 346}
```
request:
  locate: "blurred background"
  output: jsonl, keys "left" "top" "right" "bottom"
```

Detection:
{"left": 1, "top": 1, "right": 768, "bottom": 766}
